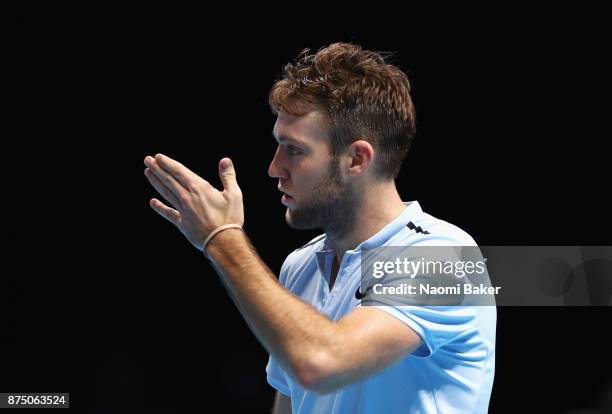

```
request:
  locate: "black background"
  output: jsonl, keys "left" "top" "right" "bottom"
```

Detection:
{"left": 6, "top": 7, "right": 611, "bottom": 413}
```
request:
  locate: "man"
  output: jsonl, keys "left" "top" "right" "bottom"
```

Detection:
{"left": 144, "top": 43, "right": 496, "bottom": 413}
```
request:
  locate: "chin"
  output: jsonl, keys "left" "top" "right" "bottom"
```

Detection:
{"left": 285, "top": 208, "right": 297, "bottom": 227}
{"left": 285, "top": 208, "right": 318, "bottom": 231}
{"left": 285, "top": 208, "right": 303, "bottom": 229}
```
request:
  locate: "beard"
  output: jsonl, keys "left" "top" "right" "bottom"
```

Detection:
{"left": 285, "top": 158, "right": 360, "bottom": 239}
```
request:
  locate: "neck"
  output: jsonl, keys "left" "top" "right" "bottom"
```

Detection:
{"left": 326, "top": 181, "right": 406, "bottom": 263}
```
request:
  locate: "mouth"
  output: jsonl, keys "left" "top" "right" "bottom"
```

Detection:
{"left": 279, "top": 190, "right": 294, "bottom": 206}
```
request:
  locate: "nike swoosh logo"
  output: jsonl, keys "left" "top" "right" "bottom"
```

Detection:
{"left": 355, "top": 287, "right": 367, "bottom": 300}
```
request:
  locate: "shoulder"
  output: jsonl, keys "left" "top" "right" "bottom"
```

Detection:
{"left": 397, "top": 210, "right": 478, "bottom": 247}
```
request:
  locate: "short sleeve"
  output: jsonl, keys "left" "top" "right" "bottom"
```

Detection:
{"left": 360, "top": 243, "right": 482, "bottom": 357}
{"left": 375, "top": 305, "right": 477, "bottom": 357}
{"left": 266, "top": 355, "right": 291, "bottom": 396}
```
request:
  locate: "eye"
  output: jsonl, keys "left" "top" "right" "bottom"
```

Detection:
{"left": 287, "top": 145, "right": 302, "bottom": 156}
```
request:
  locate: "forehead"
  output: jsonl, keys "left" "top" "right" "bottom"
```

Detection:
{"left": 273, "top": 109, "right": 331, "bottom": 146}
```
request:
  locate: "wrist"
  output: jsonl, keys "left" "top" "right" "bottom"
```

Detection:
{"left": 203, "top": 224, "right": 244, "bottom": 259}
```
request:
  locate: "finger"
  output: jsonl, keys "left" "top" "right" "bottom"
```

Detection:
{"left": 144, "top": 156, "right": 188, "bottom": 200}
{"left": 218, "top": 158, "right": 240, "bottom": 193}
{"left": 154, "top": 153, "right": 204, "bottom": 190}
{"left": 150, "top": 198, "right": 181, "bottom": 225}
{"left": 144, "top": 168, "right": 182, "bottom": 209}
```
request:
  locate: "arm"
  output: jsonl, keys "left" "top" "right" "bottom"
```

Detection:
{"left": 272, "top": 391, "right": 291, "bottom": 414}
{"left": 144, "top": 154, "right": 422, "bottom": 393}
{"left": 207, "top": 229, "right": 422, "bottom": 393}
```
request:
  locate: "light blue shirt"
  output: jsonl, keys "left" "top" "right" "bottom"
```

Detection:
{"left": 267, "top": 201, "right": 496, "bottom": 413}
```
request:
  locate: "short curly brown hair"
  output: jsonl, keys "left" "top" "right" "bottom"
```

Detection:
{"left": 269, "top": 42, "right": 416, "bottom": 179}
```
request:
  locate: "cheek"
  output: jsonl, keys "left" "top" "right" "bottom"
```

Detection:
{"left": 289, "top": 154, "right": 334, "bottom": 192}
{"left": 293, "top": 169, "right": 326, "bottom": 192}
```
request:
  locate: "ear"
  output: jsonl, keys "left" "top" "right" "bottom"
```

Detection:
{"left": 346, "top": 139, "right": 374, "bottom": 177}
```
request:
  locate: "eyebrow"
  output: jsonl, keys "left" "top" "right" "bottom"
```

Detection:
{"left": 272, "top": 132, "right": 308, "bottom": 147}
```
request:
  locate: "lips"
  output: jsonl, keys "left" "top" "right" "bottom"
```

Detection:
{"left": 281, "top": 194, "right": 293, "bottom": 205}
{"left": 279, "top": 188, "right": 294, "bottom": 206}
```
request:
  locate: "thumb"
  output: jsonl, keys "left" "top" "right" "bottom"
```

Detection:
{"left": 219, "top": 157, "right": 239, "bottom": 192}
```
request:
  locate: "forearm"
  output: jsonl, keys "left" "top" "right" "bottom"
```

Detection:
{"left": 206, "top": 228, "right": 338, "bottom": 386}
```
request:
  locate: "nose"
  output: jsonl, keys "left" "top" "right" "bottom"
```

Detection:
{"left": 268, "top": 146, "right": 288, "bottom": 179}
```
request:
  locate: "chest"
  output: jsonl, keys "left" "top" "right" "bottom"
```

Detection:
{"left": 287, "top": 252, "right": 362, "bottom": 319}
